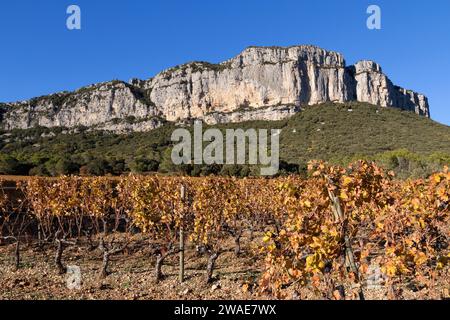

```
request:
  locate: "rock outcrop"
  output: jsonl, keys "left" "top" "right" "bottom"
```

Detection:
{"left": 0, "top": 45, "right": 429, "bottom": 132}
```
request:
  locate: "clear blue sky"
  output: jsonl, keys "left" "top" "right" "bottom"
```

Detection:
{"left": 1, "top": 0, "right": 449, "bottom": 125}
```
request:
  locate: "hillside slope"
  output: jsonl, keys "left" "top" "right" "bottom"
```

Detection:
{"left": 0, "top": 102, "right": 448, "bottom": 178}
{"left": 279, "top": 102, "right": 450, "bottom": 163}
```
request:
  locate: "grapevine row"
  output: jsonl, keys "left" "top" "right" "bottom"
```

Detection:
{"left": 0, "top": 161, "right": 448, "bottom": 299}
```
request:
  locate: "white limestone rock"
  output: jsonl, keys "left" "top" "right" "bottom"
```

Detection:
{"left": 0, "top": 45, "right": 430, "bottom": 133}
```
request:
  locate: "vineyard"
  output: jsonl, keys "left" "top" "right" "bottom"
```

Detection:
{"left": 0, "top": 161, "right": 448, "bottom": 300}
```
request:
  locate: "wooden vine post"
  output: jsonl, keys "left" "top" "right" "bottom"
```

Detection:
{"left": 325, "top": 176, "right": 365, "bottom": 300}
{"left": 179, "top": 184, "right": 186, "bottom": 283}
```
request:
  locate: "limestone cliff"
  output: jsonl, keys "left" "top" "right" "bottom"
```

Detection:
{"left": 0, "top": 45, "right": 429, "bottom": 132}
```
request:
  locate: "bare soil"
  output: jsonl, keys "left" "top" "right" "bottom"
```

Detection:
{"left": 0, "top": 234, "right": 264, "bottom": 300}
{"left": 0, "top": 234, "right": 448, "bottom": 300}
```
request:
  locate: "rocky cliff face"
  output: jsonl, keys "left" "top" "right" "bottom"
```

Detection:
{"left": 0, "top": 45, "right": 429, "bottom": 133}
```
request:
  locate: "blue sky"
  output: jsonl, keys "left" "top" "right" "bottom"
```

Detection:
{"left": 0, "top": 0, "right": 449, "bottom": 125}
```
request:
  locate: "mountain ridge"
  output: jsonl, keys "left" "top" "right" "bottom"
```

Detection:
{"left": 0, "top": 45, "right": 430, "bottom": 133}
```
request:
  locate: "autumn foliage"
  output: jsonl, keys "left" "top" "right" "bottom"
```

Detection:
{"left": 0, "top": 161, "right": 448, "bottom": 299}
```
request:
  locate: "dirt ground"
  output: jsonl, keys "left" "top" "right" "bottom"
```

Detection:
{"left": 0, "top": 234, "right": 448, "bottom": 300}
{"left": 0, "top": 234, "right": 265, "bottom": 300}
